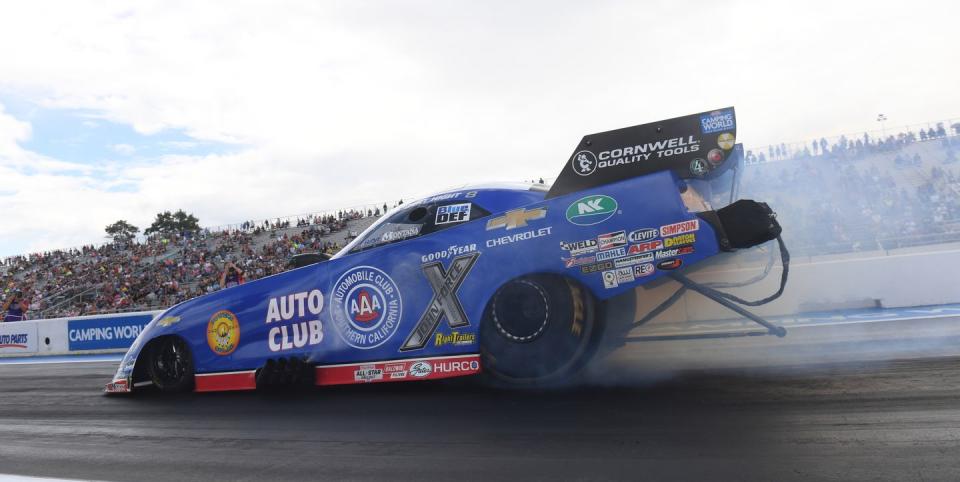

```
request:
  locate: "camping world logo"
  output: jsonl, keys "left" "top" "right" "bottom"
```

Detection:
{"left": 565, "top": 195, "right": 618, "bottom": 226}
{"left": 331, "top": 266, "right": 402, "bottom": 349}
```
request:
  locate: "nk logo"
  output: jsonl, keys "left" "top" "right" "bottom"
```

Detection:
{"left": 401, "top": 252, "right": 480, "bottom": 351}
{"left": 565, "top": 195, "right": 618, "bottom": 226}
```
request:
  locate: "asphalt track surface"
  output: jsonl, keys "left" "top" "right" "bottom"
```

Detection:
{"left": 3, "top": 316, "right": 960, "bottom": 481}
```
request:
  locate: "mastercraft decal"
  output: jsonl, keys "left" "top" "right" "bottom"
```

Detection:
{"left": 331, "top": 266, "right": 403, "bottom": 350}
{"left": 67, "top": 314, "right": 153, "bottom": 351}
{"left": 401, "top": 252, "right": 480, "bottom": 351}
{"left": 264, "top": 290, "right": 324, "bottom": 352}
{"left": 207, "top": 310, "right": 241, "bottom": 356}
{"left": 700, "top": 109, "right": 735, "bottom": 134}
{"left": 435, "top": 203, "right": 471, "bottom": 225}
{"left": 565, "top": 195, "right": 618, "bottom": 226}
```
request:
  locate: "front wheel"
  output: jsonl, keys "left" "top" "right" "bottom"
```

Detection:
{"left": 480, "top": 275, "right": 599, "bottom": 384}
{"left": 146, "top": 336, "right": 195, "bottom": 393}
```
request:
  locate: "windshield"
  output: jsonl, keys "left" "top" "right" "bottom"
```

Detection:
{"left": 338, "top": 200, "right": 489, "bottom": 256}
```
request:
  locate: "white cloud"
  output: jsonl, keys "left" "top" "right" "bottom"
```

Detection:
{"left": 0, "top": 0, "right": 957, "bottom": 256}
{"left": 111, "top": 143, "right": 136, "bottom": 155}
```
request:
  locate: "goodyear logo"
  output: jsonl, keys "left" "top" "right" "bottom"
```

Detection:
{"left": 565, "top": 195, "right": 618, "bottom": 226}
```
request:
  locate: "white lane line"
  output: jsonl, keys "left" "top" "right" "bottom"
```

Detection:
{"left": 0, "top": 475, "right": 105, "bottom": 482}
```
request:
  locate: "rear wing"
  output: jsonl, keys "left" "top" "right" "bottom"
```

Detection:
{"left": 546, "top": 107, "right": 738, "bottom": 199}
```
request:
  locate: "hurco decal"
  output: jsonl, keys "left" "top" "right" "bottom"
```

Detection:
{"left": 628, "top": 228, "right": 658, "bottom": 243}
{"left": 401, "top": 252, "right": 480, "bottom": 351}
{"left": 434, "top": 330, "right": 477, "bottom": 347}
{"left": 660, "top": 219, "right": 700, "bottom": 236}
{"left": 433, "top": 359, "right": 481, "bottom": 374}
{"left": 435, "top": 203, "right": 471, "bottom": 225}
{"left": 700, "top": 109, "right": 735, "bottom": 134}
{"left": 561, "top": 239, "right": 598, "bottom": 256}
{"left": 486, "top": 207, "right": 547, "bottom": 231}
{"left": 663, "top": 233, "right": 696, "bottom": 247}
{"left": 566, "top": 195, "right": 618, "bottom": 226}
{"left": 207, "top": 310, "right": 240, "bottom": 356}
{"left": 331, "top": 266, "right": 402, "bottom": 349}
{"left": 486, "top": 227, "right": 552, "bottom": 248}
{"left": 265, "top": 290, "right": 324, "bottom": 352}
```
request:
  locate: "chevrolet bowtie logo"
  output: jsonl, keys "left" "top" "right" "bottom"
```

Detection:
{"left": 485, "top": 207, "right": 547, "bottom": 231}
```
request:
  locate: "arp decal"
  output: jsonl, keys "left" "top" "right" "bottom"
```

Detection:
{"left": 435, "top": 203, "right": 471, "bottom": 225}
{"left": 486, "top": 207, "right": 547, "bottom": 231}
{"left": 628, "top": 240, "right": 663, "bottom": 254}
{"left": 207, "top": 310, "right": 240, "bottom": 356}
{"left": 401, "top": 252, "right": 481, "bottom": 351}
{"left": 265, "top": 290, "right": 325, "bottom": 352}
{"left": 331, "top": 266, "right": 403, "bottom": 350}
{"left": 566, "top": 195, "right": 618, "bottom": 226}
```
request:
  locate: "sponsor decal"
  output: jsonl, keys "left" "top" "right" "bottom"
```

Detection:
{"left": 628, "top": 228, "right": 658, "bottom": 243}
{"left": 422, "top": 243, "right": 478, "bottom": 263}
{"left": 595, "top": 247, "right": 626, "bottom": 261}
{"left": 628, "top": 240, "right": 663, "bottom": 254}
{"left": 435, "top": 330, "right": 477, "bottom": 347}
{"left": 354, "top": 365, "right": 384, "bottom": 383}
{"left": 597, "top": 230, "right": 627, "bottom": 251}
{"left": 0, "top": 323, "right": 37, "bottom": 354}
{"left": 690, "top": 158, "right": 709, "bottom": 177}
{"left": 66, "top": 314, "right": 153, "bottom": 351}
{"left": 409, "top": 361, "right": 432, "bottom": 377}
{"left": 207, "top": 310, "right": 240, "bottom": 356}
{"left": 560, "top": 238, "right": 598, "bottom": 256}
{"left": 613, "top": 252, "right": 654, "bottom": 268}
{"left": 435, "top": 203, "right": 472, "bottom": 225}
{"left": 565, "top": 195, "right": 618, "bottom": 226}
{"left": 663, "top": 233, "right": 696, "bottom": 247}
{"left": 316, "top": 357, "right": 459, "bottom": 386}
{"left": 581, "top": 260, "right": 614, "bottom": 274}
{"left": 156, "top": 315, "right": 181, "bottom": 327}
{"left": 104, "top": 380, "right": 130, "bottom": 393}
{"left": 657, "top": 259, "right": 683, "bottom": 270}
{"left": 583, "top": 137, "right": 702, "bottom": 173}
{"left": 486, "top": 227, "right": 552, "bottom": 248}
{"left": 563, "top": 255, "right": 596, "bottom": 268}
{"left": 381, "top": 226, "right": 421, "bottom": 242}
{"left": 331, "top": 266, "right": 403, "bottom": 350}
{"left": 486, "top": 207, "right": 547, "bottom": 231}
{"left": 616, "top": 267, "right": 635, "bottom": 284}
{"left": 718, "top": 132, "right": 735, "bottom": 150}
{"left": 634, "top": 263, "right": 655, "bottom": 277}
{"left": 401, "top": 253, "right": 480, "bottom": 351}
{"left": 265, "top": 290, "right": 324, "bottom": 352}
{"left": 700, "top": 109, "right": 735, "bottom": 134}
{"left": 660, "top": 219, "right": 700, "bottom": 236}
{"left": 571, "top": 150, "right": 598, "bottom": 176}
{"left": 655, "top": 246, "right": 694, "bottom": 260}
{"left": 424, "top": 192, "right": 462, "bottom": 203}
{"left": 602, "top": 270, "right": 618, "bottom": 289}
{"left": 706, "top": 148, "right": 724, "bottom": 167}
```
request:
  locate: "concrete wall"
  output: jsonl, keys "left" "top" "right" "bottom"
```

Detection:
{"left": 0, "top": 310, "right": 162, "bottom": 358}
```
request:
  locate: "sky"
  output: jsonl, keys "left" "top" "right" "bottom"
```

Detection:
{"left": 0, "top": 0, "right": 957, "bottom": 257}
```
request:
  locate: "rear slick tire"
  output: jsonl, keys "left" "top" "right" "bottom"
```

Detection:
{"left": 480, "top": 275, "right": 598, "bottom": 384}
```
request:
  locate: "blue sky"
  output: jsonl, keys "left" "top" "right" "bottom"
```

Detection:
{"left": 0, "top": 1, "right": 957, "bottom": 258}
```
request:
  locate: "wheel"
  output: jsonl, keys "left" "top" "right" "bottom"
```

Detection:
{"left": 146, "top": 336, "right": 195, "bottom": 393}
{"left": 480, "top": 274, "right": 599, "bottom": 383}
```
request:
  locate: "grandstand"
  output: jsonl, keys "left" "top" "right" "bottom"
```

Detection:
{"left": 2, "top": 121, "right": 959, "bottom": 321}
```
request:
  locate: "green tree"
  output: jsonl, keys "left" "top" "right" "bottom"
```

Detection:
{"left": 145, "top": 210, "right": 201, "bottom": 235}
{"left": 104, "top": 220, "right": 139, "bottom": 243}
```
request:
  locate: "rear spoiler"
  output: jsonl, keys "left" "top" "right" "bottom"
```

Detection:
{"left": 546, "top": 107, "right": 738, "bottom": 198}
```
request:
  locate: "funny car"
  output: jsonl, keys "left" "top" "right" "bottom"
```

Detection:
{"left": 105, "top": 107, "right": 784, "bottom": 393}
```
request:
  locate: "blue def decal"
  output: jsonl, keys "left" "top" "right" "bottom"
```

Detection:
{"left": 68, "top": 314, "right": 155, "bottom": 351}
{"left": 699, "top": 109, "right": 735, "bottom": 134}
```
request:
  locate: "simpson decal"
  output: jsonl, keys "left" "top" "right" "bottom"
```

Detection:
{"left": 331, "top": 266, "right": 403, "bottom": 350}
{"left": 660, "top": 219, "right": 699, "bottom": 236}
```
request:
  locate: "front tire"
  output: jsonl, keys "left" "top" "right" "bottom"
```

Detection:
{"left": 480, "top": 275, "right": 599, "bottom": 384}
{"left": 146, "top": 336, "right": 195, "bottom": 393}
